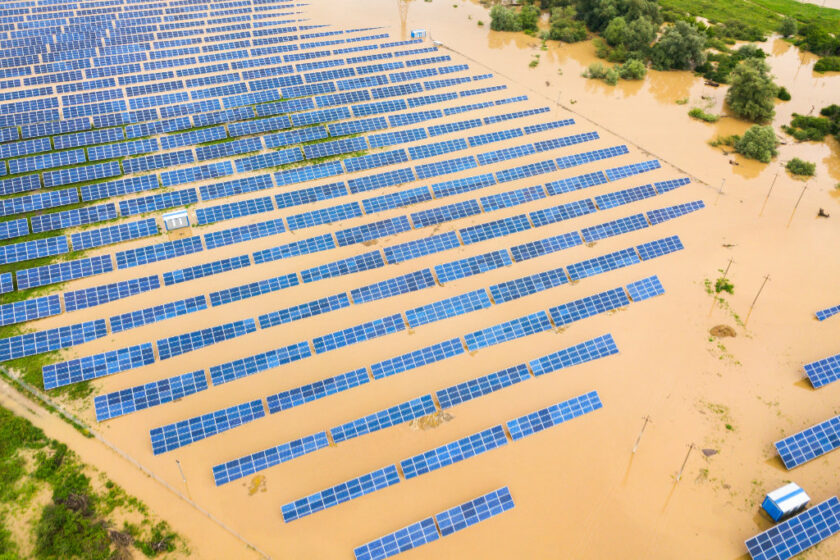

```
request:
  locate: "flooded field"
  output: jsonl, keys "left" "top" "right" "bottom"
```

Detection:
{"left": 2, "top": 0, "right": 840, "bottom": 558}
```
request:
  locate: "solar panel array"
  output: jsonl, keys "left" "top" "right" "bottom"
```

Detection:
{"left": 0, "top": 5, "right": 707, "bottom": 555}
{"left": 804, "top": 353, "right": 840, "bottom": 388}
{"left": 744, "top": 497, "right": 840, "bottom": 560}
{"left": 775, "top": 414, "right": 840, "bottom": 469}
{"left": 816, "top": 304, "right": 840, "bottom": 322}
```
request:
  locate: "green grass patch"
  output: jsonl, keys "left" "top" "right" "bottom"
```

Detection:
{"left": 688, "top": 107, "right": 720, "bottom": 122}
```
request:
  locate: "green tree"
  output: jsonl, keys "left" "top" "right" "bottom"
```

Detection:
{"left": 549, "top": 7, "right": 587, "bottom": 42}
{"left": 490, "top": 5, "right": 521, "bottom": 31}
{"left": 726, "top": 58, "right": 779, "bottom": 122}
{"left": 619, "top": 58, "right": 647, "bottom": 79}
{"left": 603, "top": 16, "right": 628, "bottom": 46}
{"left": 778, "top": 17, "right": 798, "bottom": 38}
{"left": 518, "top": 4, "right": 541, "bottom": 32}
{"left": 575, "top": 0, "right": 660, "bottom": 32}
{"left": 786, "top": 158, "right": 816, "bottom": 176}
{"left": 733, "top": 125, "right": 779, "bottom": 163}
{"left": 650, "top": 21, "right": 706, "bottom": 70}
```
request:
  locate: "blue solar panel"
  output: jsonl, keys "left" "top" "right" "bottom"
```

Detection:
{"left": 529, "top": 199, "right": 597, "bottom": 228}
{"left": 460, "top": 215, "right": 532, "bottom": 245}
{"left": 210, "top": 341, "right": 313, "bottom": 386}
{"left": 816, "top": 305, "right": 840, "bottom": 322}
{"left": 0, "top": 236, "right": 69, "bottom": 265}
{"left": 436, "top": 363, "right": 531, "bottom": 409}
{"left": 411, "top": 199, "right": 481, "bottom": 229}
{"left": 0, "top": 175, "right": 41, "bottom": 197}
{"left": 415, "top": 155, "right": 477, "bottom": 180}
{"left": 64, "top": 275, "right": 160, "bottom": 312}
{"left": 362, "top": 187, "right": 432, "bottom": 214}
{"left": 348, "top": 168, "right": 415, "bottom": 194}
{"left": 495, "top": 159, "right": 556, "bottom": 183}
{"left": 210, "top": 274, "right": 299, "bottom": 307}
{"left": 204, "top": 219, "right": 285, "bottom": 250}
{"left": 110, "top": 296, "right": 208, "bottom": 334}
{"left": 162, "top": 255, "right": 250, "bottom": 286}
{"left": 434, "top": 250, "right": 512, "bottom": 284}
{"left": 0, "top": 218, "right": 28, "bottom": 241}
{"left": 0, "top": 273, "right": 13, "bottom": 295}
{"left": 195, "top": 197, "right": 274, "bottom": 225}
{"left": 281, "top": 464, "right": 401, "bottom": 522}
{"left": 212, "top": 432, "right": 330, "bottom": 486}
{"left": 157, "top": 318, "right": 256, "bottom": 361}
{"left": 464, "top": 311, "right": 553, "bottom": 351}
{"left": 506, "top": 391, "right": 603, "bottom": 440}
{"left": 635, "top": 235, "right": 684, "bottom": 261}
{"left": 16, "top": 255, "right": 113, "bottom": 290}
{"left": 330, "top": 395, "right": 436, "bottom": 443}
{"left": 523, "top": 119, "right": 576, "bottom": 134}
{"left": 804, "top": 353, "right": 840, "bottom": 389}
{"left": 646, "top": 200, "right": 705, "bottom": 225}
{"left": 71, "top": 218, "right": 158, "bottom": 251}
{"left": 745, "top": 497, "right": 840, "bottom": 560}
{"left": 431, "top": 173, "right": 497, "bottom": 198}
{"left": 480, "top": 185, "right": 545, "bottom": 212}
{"left": 42, "top": 342, "right": 155, "bottom": 391}
{"left": 434, "top": 487, "right": 515, "bottom": 537}
{"left": 116, "top": 236, "right": 204, "bottom": 269}
{"left": 400, "top": 425, "right": 508, "bottom": 480}
{"left": 368, "top": 128, "right": 427, "bottom": 149}
{"left": 150, "top": 399, "right": 265, "bottom": 455}
{"left": 0, "top": 295, "right": 61, "bottom": 327}
{"left": 566, "top": 247, "right": 641, "bottom": 281}
{"left": 266, "top": 368, "right": 371, "bottom": 414}
{"left": 549, "top": 287, "right": 629, "bottom": 327}
{"left": 605, "top": 159, "right": 660, "bottom": 181}
{"left": 301, "top": 250, "right": 385, "bottom": 283}
{"left": 370, "top": 337, "right": 465, "bottom": 380}
{"left": 626, "top": 275, "right": 665, "bottom": 302}
{"left": 259, "top": 293, "right": 350, "bottom": 329}
{"left": 527, "top": 334, "right": 618, "bottom": 376}
{"left": 81, "top": 175, "right": 159, "bottom": 202}
{"left": 654, "top": 177, "right": 691, "bottom": 193}
{"left": 94, "top": 370, "right": 208, "bottom": 423}
{"left": 201, "top": 175, "right": 275, "bottom": 202}
{"left": 31, "top": 203, "right": 117, "bottom": 234}
{"left": 0, "top": 188, "right": 80, "bottom": 218}
{"left": 405, "top": 290, "right": 492, "bottom": 328}
{"left": 312, "top": 313, "right": 405, "bottom": 353}
{"left": 354, "top": 517, "right": 439, "bottom": 560}
{"left": 287, "top": 201, "right": 362, "bottom": 231}
{"left": 336, "top": 216, "right": 412, "bottom": 247}
{"left": 594, "top": 183, "right": 658, "bottom": 210}
{"left": 488, "top": 268, "right": 568, "bottom": 304}
{"left": 775, "top": 415, "right": 840, "bottom": 468}
{"left": 351, "top": 269, "right": 436, "bottom": 304}
{"left": 581, "top": 213, "right": 650, "bottom": 242}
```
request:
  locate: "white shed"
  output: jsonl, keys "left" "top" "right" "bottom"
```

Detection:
{"left": 162, "top": 210, "right": 190, "bottom": 231}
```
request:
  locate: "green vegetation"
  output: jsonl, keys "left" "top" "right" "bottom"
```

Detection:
{"left": 715, "top": 276, "right": 734, "bottom": 294}
{"left": 650, "top": 21, "right": 706, "bottom": 69}
{"left": 778, "top": 16, "right": 798, "bottom": 37}
{"left": 697, "top": 44, "right": 766, "bottom": 84}
{"left": 782, "top": 105, "right": 840, "bottom": 142}
{"left": 619, "top": 58, "right": 647, "bottom": 79}
{"left": 786, "top": 157, "right": 816, "bottom": 176}
{"left": 733, "top": 125, "right": 779, "bottom": 162}
{"left": 688, "top": 108, "right": 720, "bottom": 122}
{"left": 814, "top": 56, "right": 840, "bottom": 72}
{"left": 582, "top": 59, "right": 645, "bottom": 84}
{"left": 725, "top": 58, "right": 779, "bottom": 123}
{"left": 777, "top": 86, "right": 791, "bottom": 101}
{"left": 0, "top": 406, "right": 184, "bottom": 559}
{"left": 490, "top": 4, "right": 540, "bottom": 32}
{"left": 548, "top": 7, "right": 587, "bottom": 42}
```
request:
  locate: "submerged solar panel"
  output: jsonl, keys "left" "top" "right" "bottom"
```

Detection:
{"left": 110, "top": 296, "right": 208, "bottom": 334}
{"left": 745, "top": 497, "right": 840, "bottom": 560}
{"left": 42, "top": 343, "right": 155, "bottom": 391}
{"left": 625, "top": 275, "right": 665, "bottom": 302}
{"left": 1, "top": 320, "right": 107, "bottom": 364}
{"left": 489, "top": 268, "right": 568, "bottom": 304}
{"left": 434, "top": 250, "right": 513, "bottom": 284}
{"left": 436, "top": 364, "right": 531, "bottom": 409}
{"left": 330, "top": 395, "right": 436, "bottom": 443}
{"left": 635, "top": 235, "right": 684, "bottom": 261}
{"left": 405, "top": 290, "right": 492, "bottom": 328}
{"left": 371, "top": 338, "right": 465, "bottom": 380}
{"left": 775, "top": 415, "right": 840, "bottom": 469}
{"left": 505, "top": 391, "right": 602, "bottom": 440}
{"left": 210, "top": 274, "right": 299, "bottom": 307}
{"left": 434, "top": 487, "right": 515, "bottom": 537}
{"left": 549, "top": 287, "right": 629, "bottom": 327}
{"left": 212, "top": 432, "right": 331, "bottom": 486}
{"left": 646, "top": 200, "right": 705, "bottom": 225}
{"left": 64, "top": 275, "right": 160, "bottom": 312}
{"left": 162, "top": 255, "right": 250, "bottom": 286}
{"left": 157, "top": 318, "right": 256, "bottom": 361}
{"left": 94, "top": 370, "right": 208, "bottom": 422}
{"left": 301, "top": 251, "right": 385, "bottom": 283}
{"left": 354, "top": 517, "right": 439, "bottom": 560}
{"left": 258, "top": 294, "right": 350, "bottom": 329}
{"left": 312, "top": 314, "right": 405, "bottom": 354}
{"left": 116, "top": 237, "right": 204, "bottom": 269}
{"left": 816, "top": 305, "right": 840, "bottom": 322}
{"left": 804, "top": 353, "right": 840, "bottom": 389}
{"left": 266, "top": 368, "right": 371, "bottom": 414}
{"left": 384, "top": 232, "right": 460, "bottom": 264}
{"left": 464, "top": 311, "right": 553, "bottom": 351}
{"left": 150, "top": 399, "right": 265, "bottom": 455}
{"left": 400, "top": 425, "right": 508, "bottom": 480}
{"left": 16, "top": 255, "right": 113, "bottom": 290}
{"left": 528, "top": 334, "right": 618, "bottom": 376}
{"left": 510, "top": 232, "right": 583, "bottom": 263}
{"left": 566, "top": 248, "right": 640, "bottom": 281}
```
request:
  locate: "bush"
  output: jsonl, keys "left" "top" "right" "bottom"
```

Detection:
{"left": 778, "top": 17, "right": 798, "bottom": 38}
{"left": 490, "top": 5, "right": 521, "bottom": 31}
{"left": 786, "top": 158, "right": 816, "bottom": 176}
{"left": 604, "top": 67, "right": 620, "bottom": 85}
{"left": 650, "top": 21, "right": 706, "bottom": 70}
{"left": 715, "top": 277, "right": 734, "bottom": 294}
{"left": 733, "top": 125, "right": 778, "bottom": 163}
{"left": 582, "top": 62, "right": 608, "bottom": 79}
{"left": 777, "top": 86, "right": 791, "bottom": 101}
{"left": 688, "top": 108, "right": 720, "bottom": 122}
{"left": 548, "top": 7, "right": 587, "bottom": 42}
{"left": 814, "top": 56, "right": 840, "bottom": 73}
{"left": 35, "top": 504, "right": 112, "bottom": 560}
{"left": 782, "top": 114, "right": 831, "bottom": 141}
{"left": 726, "top": 58, "right": 778, "bottom": 123}
{"left": 518, "top": 4, "right": 540, "bottom": 32}
{"left": 619, "top": 58, "right": 646, "bottom": 79}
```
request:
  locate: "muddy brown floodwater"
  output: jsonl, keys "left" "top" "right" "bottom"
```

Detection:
{"left": 17, "top": 0, "right": 840, "bottom": 558}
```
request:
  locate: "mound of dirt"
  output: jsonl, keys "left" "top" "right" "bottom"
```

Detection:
{"left": 710, "top": 325, "right": 737, "bottom": 338}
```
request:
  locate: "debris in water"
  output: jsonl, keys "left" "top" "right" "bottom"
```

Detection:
{"left": 702, "top": 448, "right": 719, "bottom": 457}
{"left": 248, "top": 474, "right": 266, "bottom": 495}
{"left": 409, "top": 410, "right": 454, "bottom": 430}
{"left": 709, "top": 325, "right": 736, "bottom": 338}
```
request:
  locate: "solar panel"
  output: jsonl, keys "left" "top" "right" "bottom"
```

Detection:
{"left": 464, "top": 311, "right": 553, "bottom": 351}
{"left": 415, "top": 155, "right": 477, "bottom": 180}
{"left": 0, "top": 218, "right": 28, "bottom": 241}
{"left": 434, "top": 487, "right": 514, "bottom": 537}
{"left": 94, "top": 370, "right": 208, "bottom": 422}
{"left": 459, "top": 215, "right": 532, "bottom": 245}
{"left": 348, "top": 168, "right": 416, "bottom": 194}
{"left": 42, "top": 342, "right": 155, "bottom": 390}
{"left": 0, "top": 273, "right": 12, "bottom": 294}
{"left": 0, "top": 295, "right": 61, "bottom": 327}
{"left": 195, "top": 197, "right": 274, "bottom": 225}
{"left": 259, "top": 293, "right": 350, "bottom": 329}
{"left": 116, "top": 236, "right": 204, "bottom": 269}
{"left": 635, "top": 235, "right": 684, "bottom": 261}
{"left": 566, "top": 247, "right": 640, "bottom": 281}
{"left": 549, "top": 287, "right": 630, "bottom": 326}
{"left": 654, "top": 177, "right": 691, "bottom": 193}
{"left": 64, "top": 275, "right": 160, "bottom": 312}
{"left": 605, "top": 159, "right": 660, "bottom": 181}
{"left": 436, "top": 364, "right": 531, "bottom": 409}
{"left": 212, "top": 432, "right": 330, "bottom": 486}
{"left": 312, "top": 313, "right": 405, "bottom": 353}
{"left": 210, "top": 273, "right": 299, "bottom": 307}
{"left": 405, "top": 290, "right": 492, "bottom": 328}
{"left": 266, "top": 368, "right": 371, "bottom": 413}
{"left": 431, "top": 173, "right": 496, "bottom": 198}
{"left": 371, "top": 338, "right": 465, "bottom": 380}
{"left": 775, "top": 414, "right": 840, "bottom": 469}
{"left": 480, "top": 185, "right": 546, "bottom": 212}
{"left": 31, "top": 203, "right": 117, "bottom": 234}
{"left": 495, "top": 159, "right": 556, "bottom": 183}
{"left": 110, "top": 295, "right": 208, "bottom": 334}
{"left": 0, "top": 235, "right": 69, "bottom": 266}
{"left": 434, "top": 250, "right": 512, "bottom": 284}
{"left": 301, "top": 250, "right": 385, "bottom": 283}
{"left": 70, "top": 218, "right": 158, "bottom": 251}
{"left": 594, "top": 183, "right": 658, "bottom": 210}
{"left": 350, "top": 269, "right": 436, "bottom": 304}
{"left": 202, "top": 175, "right": 275, "bottom": 202}
{"left": 362, "top": 186, "right": 432, "bottom": 214}
{"left": 157, "top": 318, "right": 256, "bottom": 360}
{"left": 529, "top": 199, "right": 597, "bottom": 228}
{"left": 646, "top": 200, "right": 705, "bottom": 225}
{"left": 816, "top": 305, "right": 840, "bottom": 322}
{"left": 287, "top": 201, "right": 362, "bottom": 231}
{"left": 506, "top": 391, "right": 603, "bottom": 440}
{"left": 281, "top": 464, "right": 401, "bottom": 522}
{"left": 162, "top": 255, "right": 251, "bottom": 286}
{"left": 528, "top": 334, "right": 618, "bottom": 376}
{"left": 489, "top": 267, "right": 568, "bottom": 304}
{"left": 204, "top": 219, "right": 285, "bottom": 250}
{"left": 16, "top": 255, "right": 113, "bottom": 290}
{"left": 745, "top": 497, "right": 840, "bottom": 560}
{"left": 804, "top": 353, "right": 840, "bottom": 389}
{"left": 1, "top": 188, "right": 80, "bottom": 218}
{"left": 400, "top": 425, "right": 508, "bottom": 480}
{"left": 150, "top": 399, "right": 265, "bottom": 455}
{"left": 252, "top": 233, "right": 336, "bottom": 265}
{"left": 353, "top": 517, "right": 439, "bottom": 560}
{"left": 411, "top": 199, "right": 481, "bottom": 229}
{"left": 626, "top": 275, "right": 665, "bottom": 302}
{"left": 330, "top": 395, "right": 436, "bottom": 443}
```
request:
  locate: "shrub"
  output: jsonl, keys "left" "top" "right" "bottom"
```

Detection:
{"left": 733, "top": 125, "right": 778, "bottom": 162}
{"left": 35, "top": 504, "right": 112, "bottom": 560}
{"left": 518, "top": 4, "right": 540, "bottom": 32}
{"left": 778, "top": 17, "right": 798, "bottom": 38}
{"left": 726, "top": 58, "right": 778, "bottom": 122}
{"left": 582, "top": 62, "right": 608, "bottom": 79}
{"left": 782, "top": 114, "right": 831, "bottom": 141}
{"left": 688, "top": 108, "right": 720, "bottom": 122}
{"left": 604, "top": 67, "right": 620, "bottom": 85}
{"left": 650, "top": 21, "right": 706, "bottom": 70}
{"left": 715, "top": 277, "right": 734, "bottom": 294}
{"left": 619, "top": 58, "right": 647, "bottom": 79}
{"left": 548, "top": 7, "right": 587, "bottom": 42}
{"left": 814, "top": 57, "right": 840, "bottom": 73}
{"left": 786, "top": 158, "right": 816, "bottom": 176}
{"left": 777, "top": 86, "right": 791, "bottom": 101}
{"left": 489, "top": 5, "right": 521, "bottom": 31}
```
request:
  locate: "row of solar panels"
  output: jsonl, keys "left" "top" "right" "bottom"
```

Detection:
{"left": 146, "top": 275, "right": 659, "bottom": 456}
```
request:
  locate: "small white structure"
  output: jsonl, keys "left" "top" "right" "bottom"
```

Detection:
{"left": 410, "top": 29, "right": 426, "bottom": 38}
{"left": 762, "top": 483, "right": 809, "bottom": 522}
{"left": 162, "top": 209, "right": 190, "bottom": 231}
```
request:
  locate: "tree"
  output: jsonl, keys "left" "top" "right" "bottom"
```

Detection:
{"left": 518, "top": 5, "right": 541, "bottom": 32}
{"left": 726, "top": 58, "right": 779, "bottom": 122}
{"left": 785, "top": 158, "right": 816, "bottom": 176}
{"left": 603, "top": 16, "right": 628, "bottom": 46}
{"left": 650, "top": 21, "right": 706, "bottom": 70}
{"left": 619, "top": 58, "right": 647, "bottom": 79}
{"left": 733, "top": 125, "right": 778, "bottom": 163}
{"left": 778, "top": 16, "right": 798, "bottom": 38}
{"left": 490, "top": 6, "right": 521, "bottom": 31}
{"left": 575, "top": 0, "right": 660, "bottom": 32}
{"left": 549, "top": 7, "right": 588, "bottom": 42}
{"left": 624, "top": 16, "right": 657, "bottom": 52}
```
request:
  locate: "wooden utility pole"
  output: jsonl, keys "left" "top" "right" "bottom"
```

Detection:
{"left": 744, "top": 274, "right": 771, "bottom": 326}
{"left": 714, "top": 178, "right": 726, "bottom": 205}
{"left": 708, "top": 258, "right": 735, "bottom": 316}
{"left": 676, "top": 443, "right": 696, "bottom": 483}
{"left": 175, "top": 459, "right": 191, "bottom": 500}
{"left": 787, "top": 183, "right": 807, "bottom": 228}
{"left": 632, "top": 416, "right": 652, "bottom": 454}
{"left": 759, "top": 172, "right": 779, "bottom": 216}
